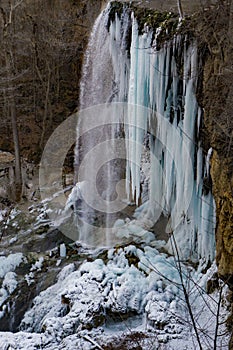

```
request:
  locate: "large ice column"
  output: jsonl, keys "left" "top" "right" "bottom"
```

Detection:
{"left": 125, "top": 18, "right": 152, "bottom": 203}
{"left": 123, "top": 16, "right": 215, "bottom": 262}
{"left": 109, "top": 10, "right": 131, "bottom": 103}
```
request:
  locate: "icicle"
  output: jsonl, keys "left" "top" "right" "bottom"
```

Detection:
{"left": 206, "top": 147, "right": 213, "bottom": 178}
{"left": 60, "top": 243, "right": 66, "bottom": 258}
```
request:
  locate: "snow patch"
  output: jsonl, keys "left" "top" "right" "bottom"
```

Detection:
{"left": 0, "top": 253, "right": 24, "bottom": 279}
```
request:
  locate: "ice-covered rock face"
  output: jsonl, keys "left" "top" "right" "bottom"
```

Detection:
{"left": 13, "top": 245, "right": 228, "bottom": 350}
{"left": 0, "top": 221, "right": 228, "bottom": 348}
{"left": 20, "top": 246, "right": 183, "bottom": 336}
{"left": 74, "top": 2, "right": 216, "bottom": 263}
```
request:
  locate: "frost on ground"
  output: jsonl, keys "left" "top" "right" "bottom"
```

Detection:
{"left": 0, "top": 243, "right": 230, "bottom": 349}
{"left": 0, "top": 197, "right": 230, "bottom": 349}
{"left": 0, "top": 253, "right": 24, "bottom": 279}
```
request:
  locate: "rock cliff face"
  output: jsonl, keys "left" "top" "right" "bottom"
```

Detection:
{"left": 198, "top": 3, "right": 233, "bottom": 344}
{"left": 211, "top": 155, "right": 233, "bottom": 282}
{"left": 199, "top": 1, "right": 233, "bottom": 286}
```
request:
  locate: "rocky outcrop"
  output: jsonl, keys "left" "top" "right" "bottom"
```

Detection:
{"left": 198, "top": 1, "right": 233, "bottom": 286}
{"left": 198, "top": 3, "right": 233, "bottom": 345}
{"left": 211, "top": 154, "right": 233, "bottom": 284}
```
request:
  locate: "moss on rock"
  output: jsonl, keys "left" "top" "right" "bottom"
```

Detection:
{"left": 108, "top": 1, "right": 184, "bottom": 50}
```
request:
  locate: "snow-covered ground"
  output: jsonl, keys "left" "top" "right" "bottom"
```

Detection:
{"left": 0, "top": 203, "right": 231, "bottom": 350}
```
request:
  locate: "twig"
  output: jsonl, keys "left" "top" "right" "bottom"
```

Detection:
{"left": 82, "top": 334, "right": 104, "bottom": 350}
{"left": 170, "top": 233, "right": 203, "bottom": 350}
{"left": 213, "top": 285, "right": 223, "bottom": 350}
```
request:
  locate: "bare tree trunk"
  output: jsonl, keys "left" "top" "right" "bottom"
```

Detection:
{"left": 170, "top": 234, "right": 203, "bottom": 350}
{"left": 177, "top": 0, "right": 184, "bottom": 19}
{"left": 10, "top": 96, "right": 22, "bottom": 201}
{"left": 39, "top": 64, "right": 51, "bottom": 149}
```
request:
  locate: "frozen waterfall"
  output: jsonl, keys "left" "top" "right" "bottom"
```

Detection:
{"left": 74, "top": 3, "right": 216, "bottom": 263}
